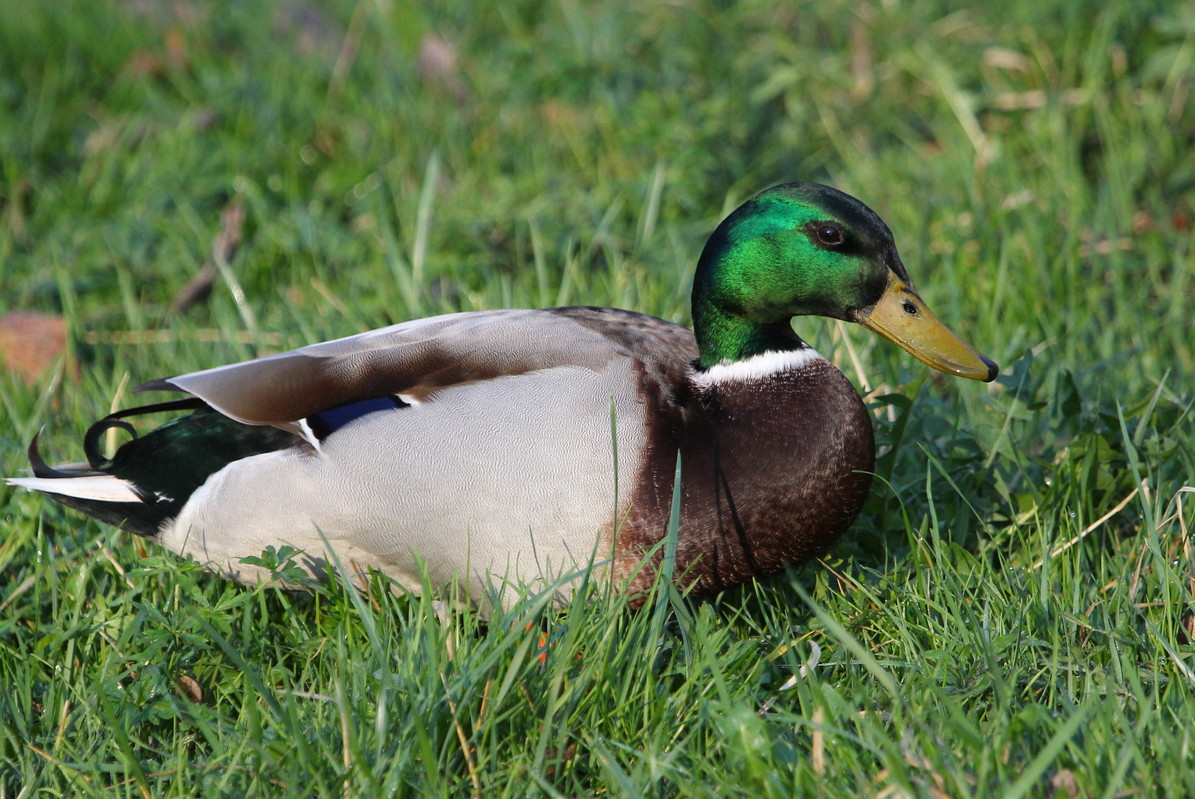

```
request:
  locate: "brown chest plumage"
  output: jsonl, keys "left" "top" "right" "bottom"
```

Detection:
{"left": 615, "top": 358, "right": 875, "bottom": 599}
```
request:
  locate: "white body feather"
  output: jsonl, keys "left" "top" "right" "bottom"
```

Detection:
{"left": 160, "top": 360, "right": 650, "bottom": 606}
{"left": 6, "top": 474, "right": 143, "bottom": 504}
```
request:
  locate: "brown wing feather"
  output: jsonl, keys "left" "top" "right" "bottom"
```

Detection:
{"left": 139, "top": 307, "right": 699, "bottom": 426}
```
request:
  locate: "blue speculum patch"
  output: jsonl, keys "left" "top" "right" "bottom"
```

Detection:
{"left": 308, "top": 396, "right": 407, "bottom": 440}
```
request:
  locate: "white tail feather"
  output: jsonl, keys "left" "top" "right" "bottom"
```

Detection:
{"left": 6, "top": 475, "right": 144, "bottom": 504}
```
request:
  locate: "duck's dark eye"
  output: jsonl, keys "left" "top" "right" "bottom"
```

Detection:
{"left": 814, "top": 224, "right": 843, "bottom": 246}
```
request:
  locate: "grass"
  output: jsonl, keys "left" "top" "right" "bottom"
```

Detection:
{"left": 1, "top": 0, "right": 1194, "bottom": 795}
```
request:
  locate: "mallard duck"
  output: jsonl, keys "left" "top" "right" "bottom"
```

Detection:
{"left": 7, "top": 183, "right": 997, "bottom": 608}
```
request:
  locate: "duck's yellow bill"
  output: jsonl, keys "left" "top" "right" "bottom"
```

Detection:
{"left": 854, "top": 274, "right": 998, "bottom": 382}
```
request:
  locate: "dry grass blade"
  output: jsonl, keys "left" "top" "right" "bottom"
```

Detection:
{"left": 1030, "top": 482, "right": 1142, "bottom": 572}
{"left": 170, "top": 198, "right": 246, "bottom": 313}
{"left": 812, "top": 705, "right": 826, "bottom": 776}
{"left": 441, "top": 672, "right": 482, "bottom": 799}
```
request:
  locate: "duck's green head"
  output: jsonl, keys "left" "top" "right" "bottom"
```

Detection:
{"left": 692, "top": 182, "right": 998, "bottom": 381}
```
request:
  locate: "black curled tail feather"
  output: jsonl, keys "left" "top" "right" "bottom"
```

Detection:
{"left": 84, "top": 420, "right": 137, "bottom": 470}
{"left": 28, "top": 397, "right": 299, "bottom": 537}
{"left": 29, "top": 431, "right": 96, "bottom": 478}
{"left": 82, "top": 397, "right": 206, "bottom": 470}
{"left": 26, "top": 428, "right": 173, "bottom": 535}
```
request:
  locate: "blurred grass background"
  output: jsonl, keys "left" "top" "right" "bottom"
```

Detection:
{"left": 1, "top": 0, "right": 1194, "bottom": 795}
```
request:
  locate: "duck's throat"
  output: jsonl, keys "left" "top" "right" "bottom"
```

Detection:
{"left": 692, "top": 303, "right": 804, "bottom": 368}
